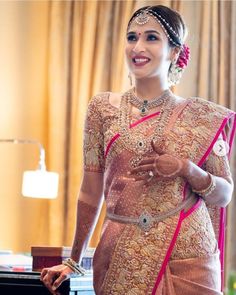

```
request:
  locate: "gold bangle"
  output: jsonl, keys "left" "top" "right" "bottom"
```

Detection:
{"left": 192, "top": 173, "right": 216, "bottom": 198}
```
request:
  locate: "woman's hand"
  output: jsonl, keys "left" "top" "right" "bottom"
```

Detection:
{"left": 40, "top": 264, "right": 74, "bottom": 294}
{"left": 129, "top": 140, "right": 186, "bottom": 183}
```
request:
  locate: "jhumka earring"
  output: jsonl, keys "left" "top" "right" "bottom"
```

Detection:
{"left": 128, "top": 72, "right": 133, "bottom": 86}
{"left": 168, "top": 59, "right": 183, "bottom": 87}
{"left": 168, "top": 44, "right": 190, "bottom": 87}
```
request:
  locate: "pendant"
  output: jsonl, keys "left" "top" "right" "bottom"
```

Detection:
{"left": 140, "top": 106, "right": 148, "bottom": 116}
{"left": 140, "top": 100, "right": 148, "bottom": 116}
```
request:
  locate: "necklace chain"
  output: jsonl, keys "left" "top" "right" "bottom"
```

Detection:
{"left": 118, "top": 88, "right": 176, "bottom": 168}
{"left": 129, "top": 88, "right": 171, "bottom": 116}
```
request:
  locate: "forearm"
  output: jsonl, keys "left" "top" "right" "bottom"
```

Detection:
{"left": 182, "top": 159, "right": 233, "bottom": 207}
{"left": 70, "top": 197, "right": 101, "bottom": 263}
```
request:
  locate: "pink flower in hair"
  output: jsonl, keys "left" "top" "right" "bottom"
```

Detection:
{"left": 177, "top": 44, "right": 190, "bottom": 69}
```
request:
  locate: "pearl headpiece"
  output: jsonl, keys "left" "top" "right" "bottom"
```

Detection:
{"left": 130, "top": 9, "right": 182, "bottom": 47}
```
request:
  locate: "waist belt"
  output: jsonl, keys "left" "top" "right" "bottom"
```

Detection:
{"left": 106, "top": 194, "right": 197, "bottom": 232}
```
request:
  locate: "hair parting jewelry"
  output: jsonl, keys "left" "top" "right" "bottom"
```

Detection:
{"left": 192, "top": 173, "right": 216, "bottom": 198}
{"left": 154, "top": 156, "right": 183, "bottom": 177}
{"left": 131, "top": 8, "right": 182, "bottom": 47}
{"left": 62, "top": 258, "right": 86, "bottom": 276}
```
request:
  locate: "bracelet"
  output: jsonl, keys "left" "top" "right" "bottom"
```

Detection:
{"left": 62, "top": 258, "right": 86, "bottom": 276}
{"left": 192, "top": 172, "right": 216, "bottom": 198}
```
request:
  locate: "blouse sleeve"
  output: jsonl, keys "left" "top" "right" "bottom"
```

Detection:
{"left": 203, "top": 134, "right": 231, "bottom": 178}
{"left": 83, "top": 95, "right": 105, "bottom": 173}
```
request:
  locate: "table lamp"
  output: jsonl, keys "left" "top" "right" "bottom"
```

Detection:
{"left": 0, "top": 139, "right": 59, "bottom": 199}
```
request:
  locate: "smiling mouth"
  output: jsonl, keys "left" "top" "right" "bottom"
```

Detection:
{"left": 132, "top": 57, "right": 151, "bottom": 66}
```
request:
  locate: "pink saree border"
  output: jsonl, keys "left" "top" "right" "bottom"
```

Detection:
{"left": 196, "top": 112, "right": 235, "bottom": 290}
{"left": 151, "top": 211, "right": 185, "bottom": 295}
{"left": 152, "top": 112, "right": 236, "bottom": 293}
{"left": 104, "top": 111, "right": 160, "bottom": 158}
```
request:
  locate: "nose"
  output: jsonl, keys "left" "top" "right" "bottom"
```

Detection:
{"left": 132, "top": 38, "right": 146, "bottom": 54}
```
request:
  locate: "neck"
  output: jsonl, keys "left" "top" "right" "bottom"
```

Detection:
{"left": 134, "top": 76, "right": 169, "bottom": 100}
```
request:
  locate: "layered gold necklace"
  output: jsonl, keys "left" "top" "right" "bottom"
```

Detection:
{"left": 118, "top": 88, "right": 176, "bottom": 168}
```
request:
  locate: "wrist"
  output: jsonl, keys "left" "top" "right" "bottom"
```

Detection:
{"left": 192, "top": 172, "right": 216, "bottom": 199}
{"left": 179, "top": 158, "right": 190, "bottom": 178}
{"left": 62, "top": 258, "right": 85, "bottom": 275}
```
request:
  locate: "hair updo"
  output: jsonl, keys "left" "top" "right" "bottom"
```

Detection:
{"left": 127, "top": 5, "right": 188, "bottom": 48}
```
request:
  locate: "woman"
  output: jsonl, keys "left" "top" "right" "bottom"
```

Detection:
{"left": 41, "top": 5, "right": 236, "bottom": 295}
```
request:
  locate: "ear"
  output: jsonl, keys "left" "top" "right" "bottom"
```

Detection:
{"left": 170, "top": 46, "right": 181, "bottom": 62}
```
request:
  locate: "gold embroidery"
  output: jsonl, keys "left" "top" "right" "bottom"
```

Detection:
{"left": 86, "top": 92, "right": 233, "bottom": 294}
{"left": 172, "top": 202, "right": 217, "bottom": 259}
{"left": 83, "top": 93, "right": 108, "bottom": 172}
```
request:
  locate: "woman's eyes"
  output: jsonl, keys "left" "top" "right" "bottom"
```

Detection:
{"left": 147, "top": 34, "right": 159, "bottom": 41}
{"left": 127, "top": 34, "right": 137, "bottom": 41}
{"left": 127, "top": 34, "right": 159, "bottom": 42}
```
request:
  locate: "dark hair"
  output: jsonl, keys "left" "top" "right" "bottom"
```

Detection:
{"left": 127, "top": 5, "right": 187, "bottom": 47}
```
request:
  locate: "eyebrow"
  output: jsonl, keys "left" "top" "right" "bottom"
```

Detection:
{"left": 127, "top": 30, "right": 161, "bottom": 35}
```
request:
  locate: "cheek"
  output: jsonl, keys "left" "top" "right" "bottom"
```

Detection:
{"left": 125, "top": 45, "right": 133, "bottom": 65}
{"left": 125, "top": 44, "right": 132, "bottom": 56}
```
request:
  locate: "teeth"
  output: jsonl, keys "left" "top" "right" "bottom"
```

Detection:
{"left": 134, "top": 58, "right": 149, "bottom": 63}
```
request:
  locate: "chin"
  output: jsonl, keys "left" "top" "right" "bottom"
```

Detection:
{"left": 133, "top": 73, "right": 154, "bottom": 80}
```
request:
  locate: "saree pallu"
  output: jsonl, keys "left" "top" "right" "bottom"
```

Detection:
{"left": 156, "top": 252, "right": 222, "bottom": 295}
{"left": 83, "top": 92, "right": 236, "bottom": 295}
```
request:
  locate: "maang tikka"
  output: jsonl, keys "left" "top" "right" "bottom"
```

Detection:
{"left": 135, "top": 10, "right": 150, "bottom": 25}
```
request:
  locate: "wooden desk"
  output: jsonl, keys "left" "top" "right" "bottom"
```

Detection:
{"left": 0, "top": 271, "right": 95, "bottom": 294}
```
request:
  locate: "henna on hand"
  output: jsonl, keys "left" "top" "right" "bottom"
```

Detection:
{"left": 71, "top": 200, "right": 99, "bottom": 263}
{"left": 154, "top": 154, "right": 183, "bottom": 177}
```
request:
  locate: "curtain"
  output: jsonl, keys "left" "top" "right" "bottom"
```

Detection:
{"left": 46, "top": 0, "right": 137, "bottom": 246}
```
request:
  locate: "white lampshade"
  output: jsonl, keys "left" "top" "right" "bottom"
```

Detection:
{"left": 22, "top": 170, "right": 59, "bottom": 199}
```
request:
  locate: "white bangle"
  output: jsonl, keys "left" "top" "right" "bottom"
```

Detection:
{"left": 62, "top": 258, "right": 86, "bottom": 275}
{"left": 192, "top": 173, "right": 216, "bottom": 198}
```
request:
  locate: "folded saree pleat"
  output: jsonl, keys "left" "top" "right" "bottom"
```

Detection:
{"left": 156, "top": 253, "right": 222, "bottom": 295}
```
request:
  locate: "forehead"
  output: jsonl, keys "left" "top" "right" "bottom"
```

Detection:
{"left": 128, "top": 16, "right": 165, "bottom": 36}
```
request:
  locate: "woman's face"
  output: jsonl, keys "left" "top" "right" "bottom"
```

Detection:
{"left": 125, "top": 16, "right": 174, "bottom": 80}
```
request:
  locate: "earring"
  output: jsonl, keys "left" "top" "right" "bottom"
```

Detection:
{"left": 168, "top": 59, "right": 183, "bottom": 87}
{"left": 128, "top": 72, "right": 133, "bottom": 86}
{"left": 168, "top": 44, "right": 190, "bottom": 87}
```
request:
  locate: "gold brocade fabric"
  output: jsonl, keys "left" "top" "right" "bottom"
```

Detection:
{"left": 83, "top": 91, "right": 234, "bottom": 295}
{"left": 155, "top": 252, "right": 223, "bottom": 295}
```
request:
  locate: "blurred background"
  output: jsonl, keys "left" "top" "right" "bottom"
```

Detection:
{"left": 0, "top": 0, "right": 235, "bottom": 283}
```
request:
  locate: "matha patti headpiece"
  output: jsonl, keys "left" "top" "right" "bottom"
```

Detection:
{"left": 131, "top": 8, "right": 182, "bottom": 47}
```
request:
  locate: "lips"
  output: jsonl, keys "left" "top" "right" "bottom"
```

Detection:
{"left": 132, "top": 56, "right": 151, "bottom": 66}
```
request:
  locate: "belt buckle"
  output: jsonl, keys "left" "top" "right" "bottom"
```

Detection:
{"left": 138, "top": 211, "right": 154, "bottom": 231}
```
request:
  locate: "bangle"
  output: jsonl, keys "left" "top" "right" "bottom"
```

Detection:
{"left": 192, "top": 172, "right": 216, "bottom": 198}
{"left": 62, "top": 258, "right": 86, "bottom": 275}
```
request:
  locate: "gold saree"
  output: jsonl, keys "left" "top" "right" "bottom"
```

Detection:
{"left": 83, "top": 91, "right": 236, "bottom": 295}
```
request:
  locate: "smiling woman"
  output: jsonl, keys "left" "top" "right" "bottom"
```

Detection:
{"left": 40, "top": 4, "right": 236, "bottom": 295}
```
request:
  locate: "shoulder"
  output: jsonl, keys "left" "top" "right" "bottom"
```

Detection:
{"left": 89, "top": 91, "right": 123, "bottom": 109}
{"left": 187, "top": 96, "right": 234, "bottom": 117}
{"left": 88, "top": 92, "right": 110, "bottom": 106}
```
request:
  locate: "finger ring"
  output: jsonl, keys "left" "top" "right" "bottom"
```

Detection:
{"left": 148, "top": 171, "right": 154, "bottom": 177}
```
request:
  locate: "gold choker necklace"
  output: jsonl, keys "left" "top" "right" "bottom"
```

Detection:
{"left": 129, "top": 89, "right": 171, "bottom": 116}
